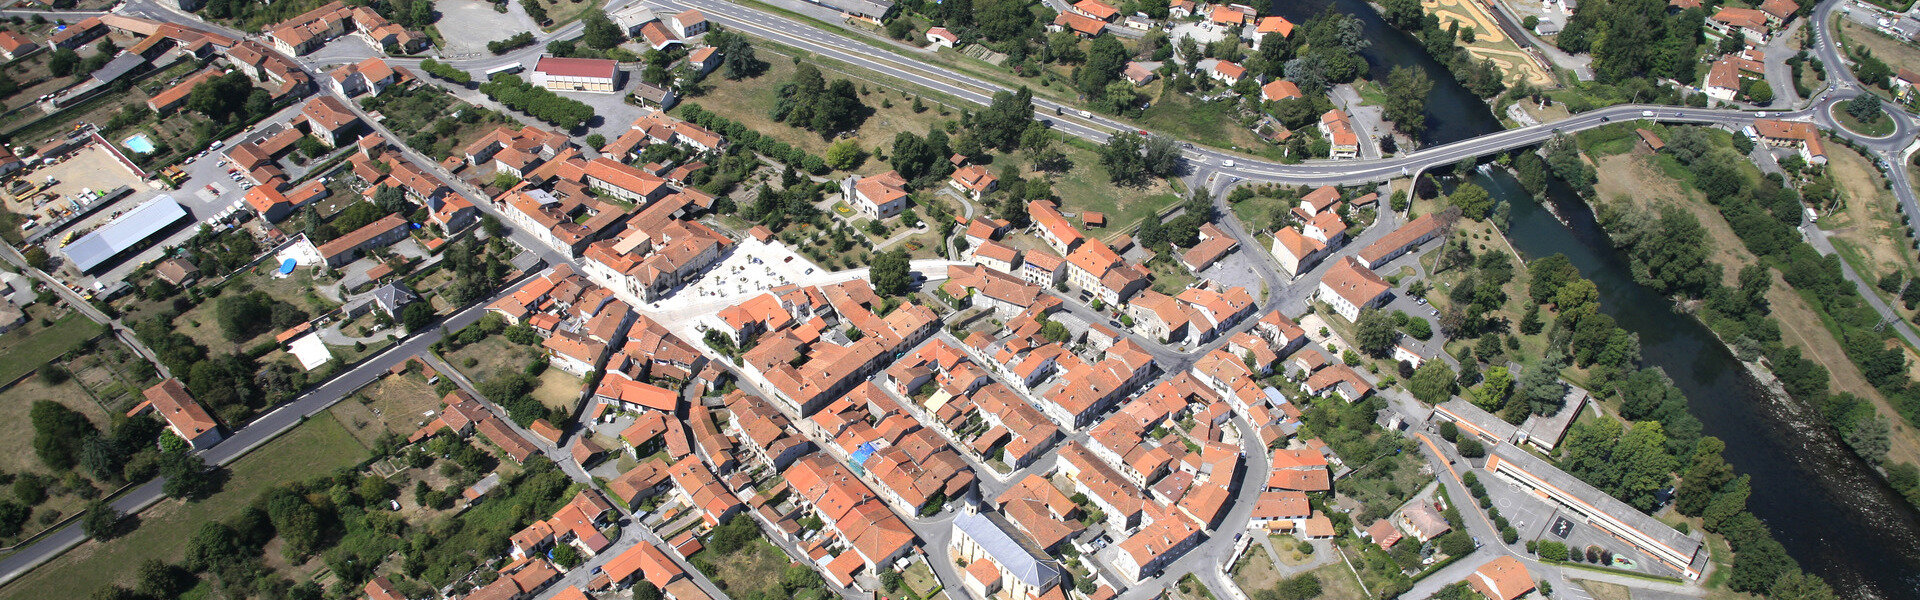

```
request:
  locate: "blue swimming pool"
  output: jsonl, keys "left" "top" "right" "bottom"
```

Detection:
{"left": 122, "top": 133, "right": 156, "bottom": 154}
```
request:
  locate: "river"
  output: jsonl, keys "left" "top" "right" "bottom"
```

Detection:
{"left": 1266, "top": 0, "right": 1920, "bottom": 596}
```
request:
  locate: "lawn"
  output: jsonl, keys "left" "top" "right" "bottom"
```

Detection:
{"left": 1836, "top": 19, "right": 1920, "bottom": 96}
{"left": 698, "top": 537, "right": 790, "bottom": 597}
{"left": 330, "top": 372, "right": 446, "bottom": 450}
{"left": 1834, "top": 105, "right": 1896, "bottom": 137}
{"left": 445, "top": 334, "right": 540, "bottom": 385}
{"left": 1049, "top": 141, "right": 1181, "bottom": 238}
{"left": 1230, "top": 544, "right": 1282, "bottom": 593}
{"left": 175, "top": 267, "right": 337, "bottom": 355}
{"left": 0, "top": 309, "right": 104, "bottom": 383}
{"left": 674, "top": 51, "right": 953, "bottom": 176}
{"left": 3, "top": 416, "right": 367, "bottom": 600}
{"left": 1310, "top": 561, "right": 1369, "bottom": 600}
{"left": 1229, "top": 193, "right": 1297, "bottom": 235}
{"left": 532, "top": 368, "right": 583, "bottom": 414}
{"left": 1823, "top": 145, "right": 1920, "bottom": 316}
{"left": 1137, "top": 90, "right": 1267, "bottom": 154}
{"left": 0, "top": 374, "right": 112, "bottom": 538}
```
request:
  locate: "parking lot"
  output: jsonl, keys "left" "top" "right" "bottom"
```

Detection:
{"left": 433, "top": 0, "right": 544, "bottom": 57}
{"left": 1479, "top": 466, "right": 1690, "bottom": 579}
{"left": 6, "top": 145, "right": 151, "bottom": 223}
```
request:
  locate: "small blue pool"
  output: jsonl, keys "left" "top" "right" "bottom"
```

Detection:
{"left": 122, "top": 133, "right": 157, "bottom": 154}
{"left": 279, "top": 258, "right": 297, "bottom": 274}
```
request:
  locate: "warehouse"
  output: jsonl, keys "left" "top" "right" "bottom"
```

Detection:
{"left": 63, "top": 195, "right": 190, "bottom": 273}
{"left": 530, "top": 56, "right": 621, "bottom": 93}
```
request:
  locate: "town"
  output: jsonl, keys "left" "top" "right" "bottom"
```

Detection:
{"left": 0, "top": 0, "right": 1915, "bottom": 598}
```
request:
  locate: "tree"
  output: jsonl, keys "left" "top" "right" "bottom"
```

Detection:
{"left": 1449, "top": 182, "right": 1494, "bottom": 220}
{"left": 1455, "top": 437, "right": 1485, "bottom": 457}
{"left": 1078, "top": 36, "right": 1130, "bottom": 97}
{"left": 552, "top": 542, "right": 582, "bottom": 568}
{"left": 401, "top": 302, "right": 437, "bottom": 332}
{"left": 1382, "top": 66, "right": 1431, "bottom": 136}
{"left": 1142, "top": 135, "right": 1182, "bottom": 178}
{"left": 1677, "top": 437, "right": 1732, "bottom": 516}
{"left": 21, "top": 246, "right": 48, "bottom": 270}
{"left": 47, "top": 48, "right": 78, "bottom": 76}
{"left": 159, "top": 452, "right": 214, "bottom": 499}
{"left": 1845, "top": 415, "right": 1892, "bottom": 466}
{"left": 581, "top": 9, "right": 624, "bottom": 48}
{"left": 1408, "top": 361, "right": 1456, "bottom": 404}
{"left": 1355, "top": 309, "right": 1397, "bottom": 357}
{"left": 1744, "top": 79, "right": 1773, "bottom": 104}
{"left": 886, "top": 17, "right": 913, "bottom": 39}
{"left": 1469, "top": 366, "right": 1513, "bottom": 411}
{"left": 1770, "top": 571, "right": 1839, "bottom": 600}
{"left": 32, "top": 400, "right": 97, "bottom": 471}
{"left": 871, "top": 249, "right": 911, "bottom": 297}
{"left": 1100, "top": 132, "right": 1148, "bottom": 186}
{"left": 81, "top": 499, "right": 122, "bottom": 540}
{"left": 1514, "top": 365, "right": 1565, "bottom": 416}
{"left": 1847, "top": 94, "right": 1883, "bottom": 124}
{"left": 824, "top": 139, "right": 866, "bottom": 171}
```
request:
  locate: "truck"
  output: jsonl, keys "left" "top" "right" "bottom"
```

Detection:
{"left": 1077, "top": 109, "right": 1092, "bottom": 118}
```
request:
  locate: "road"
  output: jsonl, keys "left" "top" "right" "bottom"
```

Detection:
{"left": 4, "top": 0, "right": 1918, "bottom": 597}
{"left": 0, "top": 268, "right": 528, "bottom": 587}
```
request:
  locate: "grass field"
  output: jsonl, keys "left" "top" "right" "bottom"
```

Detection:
{"left": 330, "top": 373, "right": 445, "bottom": 449}
{"left": 1822, "top": 145, "right": 1920, "bottom": 317}
{"left": 532, "top": 368, "right": 582, "bottom": 413}
{"left": 1310, "top": 560, "right": 1368, "bottom": 600}
{"left": 446, "top": 335, "right": 540, "bottom": 385}
{"left": 1834, "top": 104, "right": 1897, "bottom": 137}
{"left": 0, "top": 375, "right": 109, "bottom": 537}
{"left": 1837, "top": 19, "right": 1920, "bottom": 99}
{"left": 4, "top": 416, "right": 367, "bottom": 600}
{"left": 1230, "top": 544, "right": 1282, "bottom": 593}
{"left": 176, "top": 267, "right": 336, "bottom": 355}
{"left": 675, "top": 53, "right": 953, "bottom": 177}
{"left": 0, "top": 309, "right": 104, "bottom": 384}
{"left": 701, "top": 537, "right": 791, "bottom": 597}
{"left": 1589, "top": 145, "right": 1920, "bottom": 468}
{"left": 1138, "top": 90, "right": 1267, "bottom": 154}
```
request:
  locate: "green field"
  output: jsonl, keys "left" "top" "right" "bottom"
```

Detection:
{"left": 3, "top": 416, "right": 368, "bottom": 600}
{"left": 0, "top": 311, "right": 105, "bottom": 384}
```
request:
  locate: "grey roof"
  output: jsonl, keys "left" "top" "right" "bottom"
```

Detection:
{"left": 1489, "top": 443, "right": 1702, "bottom": 561}
{"left": 1521, "top": 384, "right": 1590, "bottom": 450}
{"left": 953, "top": 511, "right": 1062, "bottom": 589}
{"left": 1434, "top": 398, "right": 1518, "bottom": 443}
{"left": 90, "top": 54, "right": 146, "bottom": 83}
{"left": 64, "top": 195, "right": 189, "bottom": 273}
{"left": 370, "top": 282, "right": 417, "bottom": 314}
{"left": 809, "top": 0, "right": 892, "bottom": 18}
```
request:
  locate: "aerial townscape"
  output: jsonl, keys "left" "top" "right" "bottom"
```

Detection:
{"left": 5, "top": 0, "right": 1920, "bottom": 598}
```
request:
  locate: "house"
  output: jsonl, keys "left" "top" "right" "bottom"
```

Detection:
{"left": 1180, "top": 224, "right": 1239, "bottom": 272}
{"left": 1357, "top": 212, "right": 1450, "bottom": 269}
{"left": 1316, "top": 257, "right": 1389, "bottom": 321}
{"left": 1271, "top": 227, "right": 1329, "bottom": 276}
{"left": 1124, "top": 61, "right": 1156, "bottom": 86}
{"left": 1319, "top": 109, "right": 1359, "bottom": 159}
{"left": 949, "top": 164, "right": 998, "bottom": 200}
{"left": 1754, "top": 118, "right": 1826, "bottom": 164}
{"left": 1052, "top": 11, "right": 1107, "bottom": 37}
{"left": 1757, "top": 0, "right": 1797, "bottom": 26}
{"left": 1467, "top": 556, "right": 1535, "bottom": 600}
{"left": 149, "top": 69, "right": 222, "bottom": 114}
{"left": 926, "top": 26, "right": 959, "bottom": 48}
{"left": 0, "top": 30, "right": 38, "bottom": 60}
{"left": 330, "top": 56, "right": 408, "bottom": 97}
{"left": 845, "top": 170, "right": 911, "bottom": 219}
{"left": 245, "top": 186, "right": 294, "bottom": 223}
{"left": 154, "top": 257, "right": 199, "bottom": 286}
{"left": 685, "top": 46, "right": 721, "bottom": 76}
{"left": 532, "top": 55, "right": 621, "bottom": 93}
{"left": 1261, "top": 79, "right": 1304, "bottom": 102}
{"left": 1254, "top": 16, "right": 1295, "bottom": 41}
{"left": 319, "top": 214, "right": 410, "bottom": 268}
{"left": 48, "top": 17, "right": 106, "bottom": 49}
{"left": 1074, "top": 0, "right": 1120, "bottom": 21}
{"left": 637, "top": 21, "right": 681, "bottom": 51}
{"left": 669, "top": 10, "right": 709, "bottom": 37}
{"left": 1208, "top": 60, "right": 1245, "bottom": 85}
{"left": 131, "top": 379, "right": 223, "bottom": 450}
{"left": 1706, "top": 7, "right": 1770, "bottom": 44}
{"left": 296, "top": 95, "right": 364, "bottom": 147}
{"left": 630, "top": 81, "right": 679, "bottom": 109}
{"left": 1021, "top": 251, "right": 1067, "bottom": 287}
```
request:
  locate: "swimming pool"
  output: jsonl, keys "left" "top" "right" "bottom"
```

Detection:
{"left": 122, "top": 133, "right": 157, "bottom": 154}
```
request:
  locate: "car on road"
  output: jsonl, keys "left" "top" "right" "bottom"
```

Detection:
{"left": 1642, "top": 110, "right": 1654, "bottom": 117}
{"left": 1222, "top": 160, "right": 1236, "bottom": 168}
{"left": 1416, "top": 297, "right": 1427, "bottom": 305}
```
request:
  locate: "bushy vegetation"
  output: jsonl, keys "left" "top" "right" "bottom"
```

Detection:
{"left": 479, "top": 73, "right": 595, "bottom": 130}
{"left": 417, "top": 58, "right": 472, "bottom": 84}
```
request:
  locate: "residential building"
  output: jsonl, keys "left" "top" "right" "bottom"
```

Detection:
{"left": 1753, "top": 118, "right": 1826, "bottom": 164}
{"left": 1357, "top": 212, "right": 1450, "bottom": 269}
{"left": 1706, "top": 7, "right": 1770, "bottom": 44}
{"left": 1467, "top": 556, "right": 1535, "bottom": 600}
{"left": 131, "top": 379, "right": 223, "bottom": 449}
{"left": 949, "top": 164, "right": 998, "bottom": 200}
{"left": 845, "top": 170, "right": 910, "bottom": 219}
{"left": 318, "top": 213, "right": 409, "bottom": 268}
{"left": 296, "top": 95, "right": 363, "bottom": 147}
{"left": 0, "top": 30, "right": 38, "bottom": 60}
{"left": 1319, "top": 110, "right": 1359, "bottom": 159}
{"left": 330, "top": 56, "right": 409, "bottom": 97}
{"left": 1315, "top": 257, "right": 1389, "bottom": 321}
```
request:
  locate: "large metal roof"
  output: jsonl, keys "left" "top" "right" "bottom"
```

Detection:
{"left": 64, "top": 195, "right": 188, "bottom": 273}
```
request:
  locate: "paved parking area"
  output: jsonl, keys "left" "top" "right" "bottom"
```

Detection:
{"left": 1197, "top": 249, "right": 1267, "bottom": 293}
{"left": 434, "top": 0, "right": 543, "bottom": 56}
{"left": 1479, "top": 467, "right": 1690, "bottom": 579}
{"left": 9, "top": 145, "right": 150, "bottom": 222}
